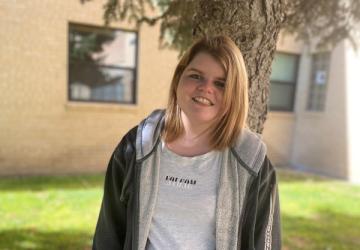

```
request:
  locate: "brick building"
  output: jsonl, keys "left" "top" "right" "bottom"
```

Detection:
{"left": 1, "top": 1, "right": 359, "bottom": 182}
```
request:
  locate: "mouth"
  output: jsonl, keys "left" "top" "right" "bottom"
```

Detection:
{"left": 192, "top": 96, "right": 214, "bottom": 106}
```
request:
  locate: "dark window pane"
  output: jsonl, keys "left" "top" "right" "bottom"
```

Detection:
{"left": 90, "top": 31, "right": 137, "bottom": 68}
{"left": 69, "top": 64, "right": 135, "bottom": 103}
{"left": 269, "top": 82, "right": 295, "bottom": 111}
{"left": 270, "top": 53, "right": 298, "bottom": 82}
{"left": 269, "top": 52, "right": 299, "bottom": 111}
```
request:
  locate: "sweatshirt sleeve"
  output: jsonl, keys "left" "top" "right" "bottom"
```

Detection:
{"left": 92, "top": 126, "right": 137, "bottom": 250}
{"left": 241, "top": 156, "right": 282, "bottom": 250}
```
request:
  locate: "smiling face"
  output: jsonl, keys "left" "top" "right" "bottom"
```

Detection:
{"left": 176, "top": 52, "right": 226, "bottom": 128}
{"left": 164, "top": 35, "right": 249, "bottom": 150}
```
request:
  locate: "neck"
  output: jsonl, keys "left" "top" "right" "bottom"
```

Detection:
{"left": 181, "top": 111, "right": 211, "bottom": 142}
{"left": 166, "top": 111, "right": 213, "bottom": 157}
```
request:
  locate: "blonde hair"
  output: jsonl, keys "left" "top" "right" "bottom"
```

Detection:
{"left": 162, "top": 35, "right": 249, "bottom": 150}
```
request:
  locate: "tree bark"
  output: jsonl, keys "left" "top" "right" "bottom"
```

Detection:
{"left": 192, "top": 0, "right": 285, "bottom": 133}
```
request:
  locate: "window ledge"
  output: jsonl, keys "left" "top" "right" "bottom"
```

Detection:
{"left": 268, "top": 111, "right": 295, "bottom": 119}
{"left": 302, "top": 111, "right": 325, "bottom": 118}
{"left": 65, "top": 101, "right": 138, "bottom": 113}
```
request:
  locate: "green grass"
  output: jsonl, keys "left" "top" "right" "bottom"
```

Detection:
{"left": 0, "top": 170, "right": 359, "bottom": 249}
{"left": 0, "top": 175, "right": 104, "bottom": 250}
{"left": 278, "top": 170, "right": 360, "bottom": 250}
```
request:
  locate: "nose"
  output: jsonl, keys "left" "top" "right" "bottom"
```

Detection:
{"left": 197, "top": 78, "right": 213, "bottom": 93}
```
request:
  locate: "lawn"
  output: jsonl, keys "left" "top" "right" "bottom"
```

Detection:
{"left": 0, "top": 170, "right": 359, "bottom": 250}
{"left": 278, "top": 170, "right": 360, "bottom": 250}
{"left": 0, "top": 175, "right": 103, "bottom": 250}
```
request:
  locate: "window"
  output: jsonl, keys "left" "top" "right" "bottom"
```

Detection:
{"left": 68, "top": 23, "right": 138, "bottom": 104}
{"left": 307, "top": 52, "right": 331, "bottom": 111}
{"left": 269, "top": 52, "right": 299, "bottom": 111}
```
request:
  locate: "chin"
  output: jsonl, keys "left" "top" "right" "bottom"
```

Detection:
{"left": 181, "top": 106, "right": 220, "bottom": 124}
{"left": 192, "top": 113, "right": 218, "bottom": 124}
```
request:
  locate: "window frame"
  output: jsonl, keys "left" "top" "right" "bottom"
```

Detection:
{"left": 269, "top": 51, "right": 300, "bottom": 112}
{"left": 67, "top": 22, "right": 139, "bottom": 105}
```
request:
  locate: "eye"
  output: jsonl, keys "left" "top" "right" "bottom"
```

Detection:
{"left": 189, "top": 74, "right": 202, "bottom": 80}
{"left": 214, "top": 81, "right": 225, "bottom": 89}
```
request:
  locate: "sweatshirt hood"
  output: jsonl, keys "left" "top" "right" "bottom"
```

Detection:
{"left": 136, "top": 109, "right": 165, "bottom": 162}
{"left": 135, "top": 109, "right": 266, "bottom": 176}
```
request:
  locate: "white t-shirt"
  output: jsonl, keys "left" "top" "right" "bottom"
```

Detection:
{"left": 146, "top": 141, "right": 222, "bottom": 250}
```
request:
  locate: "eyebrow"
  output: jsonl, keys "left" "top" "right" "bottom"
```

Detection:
{"left": 187, "top": 67, "right": 226, "bottom": 81}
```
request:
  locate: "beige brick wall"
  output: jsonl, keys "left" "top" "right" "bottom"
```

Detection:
{"left": 265, "top": 34, "right": 350, "bottom": 180}
{"left": 0, "top": 0, "right": 178, "bottom": 175}
{"left": 263, "top": 113, "right": 295, "bottom": 167}
{"left": 291, "top": 43, "right": 349, "bottom": 179}
{"left": 1, "top": 1, "right": 355, "bottom": 181}
{"left": 346, "top": 40, "right": 360, "bottom": 183}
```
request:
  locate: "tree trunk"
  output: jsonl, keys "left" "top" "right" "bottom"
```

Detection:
{"left": 192, "top": 0, "right": 285, "bottom": 133}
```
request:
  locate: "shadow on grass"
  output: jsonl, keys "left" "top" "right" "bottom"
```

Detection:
{"left": 0, "top": 174, "right": 104, "bottom": 191}
{"left": 0, "top": 229, "right": 93, "bottom": 250}
{"left": 282, "top": 208, "right": 360, "bottom": 250}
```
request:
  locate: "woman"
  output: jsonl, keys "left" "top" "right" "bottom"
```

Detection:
{"left": 93, "top": 35, "right": 281, "bottom": 250}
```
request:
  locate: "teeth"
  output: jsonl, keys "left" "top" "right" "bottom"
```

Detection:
{"left": 193, "top": 96, "right": 213, "bottom": 106}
